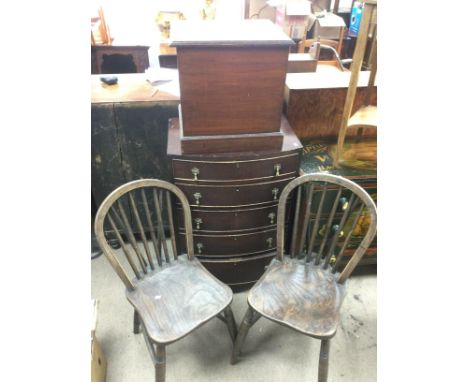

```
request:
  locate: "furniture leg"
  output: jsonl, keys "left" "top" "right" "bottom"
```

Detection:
{"left": 155, "top": 344, "right": 166, "bottom": 382}
{"left": 318, "top": 339, "right": 330, "bottom": 382}
{"left": 133, "top": 309, "right": 141, "bottom": 334}
{"left": 230, "top": 305, "right": 257, "bottom": 364}
{"left": 224, "top": 306, "right": 238, "bottom": 343}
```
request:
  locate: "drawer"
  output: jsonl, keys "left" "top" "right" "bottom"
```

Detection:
{"left": 176, "top": 201, "right": 292, "bottom": 233}
{"left": 172, "top": 153, "right": 300, "bottom": 182}
{"left": 200, "top": 252, "right": 276, "bottom": 285}
{"left": 175, "top": 176, "right": 295, "bottom": 207}
{"left": 178, "top": 227, "right": 279, "bottom": 257}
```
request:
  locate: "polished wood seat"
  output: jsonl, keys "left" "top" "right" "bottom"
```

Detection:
{"left": 248, "top": 257, "right": 346, "bottom": 338}
{"left": 127, "top": 254, "right": 232, "bottom": 344}
{"left": 94, "top": 179, "right": 237, "bottom": 382}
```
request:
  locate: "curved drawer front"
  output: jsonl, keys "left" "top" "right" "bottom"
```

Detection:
{"left": 172, "top": 153, "right": 300, "bottom": 182}
{"left": 176, "top": 177, "right": 294, "bottom": 207}
{"left": 200, "top": 252, "right": 276, "bottom": 285}
{"left": 176, "top": 202, "right": 291, "bottom": 233}
{"left": 178, "top": 228, "right": 278, "bottom": 257}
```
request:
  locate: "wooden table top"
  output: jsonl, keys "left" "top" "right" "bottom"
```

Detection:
{"left": 91, "top": 73, "right": 180, "bottom": 104}
{"left": 286, "top": 70, "right": 377, "bottom": 90}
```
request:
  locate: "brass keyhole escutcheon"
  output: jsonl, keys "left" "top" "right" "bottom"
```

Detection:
{"left": 191, "top": 167, "right": 200, "bottom": 181}
{"left": 196, "top": 242, "right": 204, "bottom": 254}
{"left": 274, "top": 163, "right": 281, "bottom": 176}
{"left": 194, "top": 218, "right": 203, "bottom": 230}
{"left": 268, "top": 212, "right": 276, "bottom": 224}
{"left": 272, "top": 188, "right": 279, "bottom": 201}
{"left": 193, "top": 192, "right": 202, "bottom": 205}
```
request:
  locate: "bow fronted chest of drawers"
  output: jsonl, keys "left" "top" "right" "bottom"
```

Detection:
{"left": 167, "top": 117, "right": 302, "bottom": 290}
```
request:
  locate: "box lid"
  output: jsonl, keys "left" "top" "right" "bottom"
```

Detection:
{"left": 170, "top": 20, "right": 294, "bottom": 47}
{"left": 316, "top": 12, "right": 346, "bottom": 28}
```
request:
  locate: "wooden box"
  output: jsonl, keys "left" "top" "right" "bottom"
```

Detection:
{"left": 170, "top": 20, "right": 294, "bottom": 137}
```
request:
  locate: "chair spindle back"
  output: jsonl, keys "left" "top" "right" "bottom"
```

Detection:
{"left": 94, "top": 179, "right": 195, "bottom": 290}
{"left": 276, "top": 174, "right": 377, "bottom": 283}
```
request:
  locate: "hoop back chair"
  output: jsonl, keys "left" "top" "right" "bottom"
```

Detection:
{"left": 231, "top": 174, "right": 377, "bottom": 382}
{"left": 94, "top": 179, "right": 237, "bottom": 382}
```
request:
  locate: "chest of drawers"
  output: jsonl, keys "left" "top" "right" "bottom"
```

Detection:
{"left": 167, "top": 117, "right": 302, "bottom": 290}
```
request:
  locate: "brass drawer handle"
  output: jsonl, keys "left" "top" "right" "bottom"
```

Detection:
{"left": 191, "top": 167, "right": 200, "bottom": 181}
{"left": 266, "top": 237, "right": 273, "bottom": 248}
{"left": 193, "top": 192, "right": 202, "bottom": 205}
{"left": 194, "top": 217, "right": 203, "bottom": 230}
{"left": 268, "top": 212, "right": 276, "bottom": 224}
{"left": 272, "top": 187, "right": 279, "bottom": 201}
{"left": 274, "top": 164, "right": 282, "bottom": 176}
{"left": 196, "top": 242, "right": 204, "bottom": 254}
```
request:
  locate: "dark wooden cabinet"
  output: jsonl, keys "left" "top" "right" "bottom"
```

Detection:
{"left": 168, "top": 117, "right": 302, "bottom": 290}
{"left": 300, "top": 141, "right": 377, "bottom": 265}
{"left": 91, "top": 45, "right": 150, "bottom": 74}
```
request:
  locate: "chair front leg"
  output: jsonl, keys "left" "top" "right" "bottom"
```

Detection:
{"left": 133, "top": 309, "right": 141, "bottom": 334}
{"left": 155, "top": 344, "right": 166, "bottom": 382}
{"left": 318, "top": 339, "right": 330, "bottom": 382}
{"left": 230, "top": 305, "right": 258, "bottom": 365}
{"left": 224, "top": 306, "right": 238, "bottom": 343}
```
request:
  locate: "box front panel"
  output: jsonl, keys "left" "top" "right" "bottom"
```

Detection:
{"left": 178, "top": 46, "right": 289, "bottom": 136}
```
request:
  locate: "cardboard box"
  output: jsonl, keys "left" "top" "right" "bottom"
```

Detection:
{"left": 312, "top": 12, "right": 346, "bottom": 40}
{"left": 91, "top": 334, "right": 107, "bottom": 382}
{"left": 270, "top": 0, "right": 311, "bottom": 40}
{"left": 91, "top": 300, "right": 107, "bottom": 382}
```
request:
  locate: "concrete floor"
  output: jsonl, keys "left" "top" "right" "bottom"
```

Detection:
{"left": 92, "top": 253, "right": 376, "bottom": 382}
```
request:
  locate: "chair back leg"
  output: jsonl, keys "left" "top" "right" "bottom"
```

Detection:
{"left": 231, "top": 306, "right": 259, "bottom": 364}
{"left": 133, "top": 310, "right": 141, "bottom": 334}
{"left": 318, "top": 339, "right": 330, "bottom": 382}
{"left": 155, "top": 344, "right": 166, "bottom": 382}
{"left": 224, "top": 306, "right": 238, "bottom": 343}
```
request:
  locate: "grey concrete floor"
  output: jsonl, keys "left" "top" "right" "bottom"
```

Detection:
{"left": 92, "top": 253, "right": 376, "bottom": 382}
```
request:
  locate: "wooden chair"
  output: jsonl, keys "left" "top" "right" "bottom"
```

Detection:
{"left": 231, "top": 173, "right": 377, "bottom": 382}
{"left": 94, "top": 179, "right": 237, "bottom": 382}
{"left": 91, "top": 6, "right": 111, "bottom": 45}
{"left": 334, "top": 0, "right": 377, "bottom": 167}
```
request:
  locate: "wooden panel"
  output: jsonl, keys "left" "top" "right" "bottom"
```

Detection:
{"left": 200, "top": 252, "right": 276, "bottom": 285}
{"left": 285, "top": 83, "right": 377, "bottom": 141}
{"left": 172, "top": 153, "right": 299, "bottom": 182}
{"left": 91, "top": 45, "right": 150, "bottom": 74}
{"left": 91, "top": 104, "right": 125, "bottom": 205}
{"left": 287, "top": 53, "right": 318, "bottom": 73}
{"left": 175, "top": 176, "right": 294, "bottom": 207}
{"left": 91, "top": 74, "right": 180, "bottom": 104}
{"left": 114, "top": 103, "right": 179, "bottom": 183}
{"left": 177, "top": 201, "right": 291, "bottom": 233}
{"left": 180, "top": 205, "right": 277, "bottom": 233}
{"left": 178, "top": 46, "right": 289, "bottom": 135}
{"left": 167, "top": 116, "right": 303, "bottom": 158}
{"left": 180, "top": 130, "right": 284, "bottom": 154}
{"left": 179, "top": 227, "right": 279, "bottom": 257}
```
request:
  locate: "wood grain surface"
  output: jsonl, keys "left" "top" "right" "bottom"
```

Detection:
{"left": 248, "top": 257, "right": 347, "bottom": 339}
{"left": 178, "top": 46, "right": 289, "bottom": 136}
{"left": 126, "top": 255, "right": 232, "bottom": 344}
{"left": 285, "top": 84, "right": 377, "bottom": 141}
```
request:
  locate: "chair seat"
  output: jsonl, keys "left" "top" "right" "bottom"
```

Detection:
{"left": 248, "top": 257, "right": 347, "bottom": 339}
{"left": 126, "top": 255, "right": 232, "bottom": 344}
